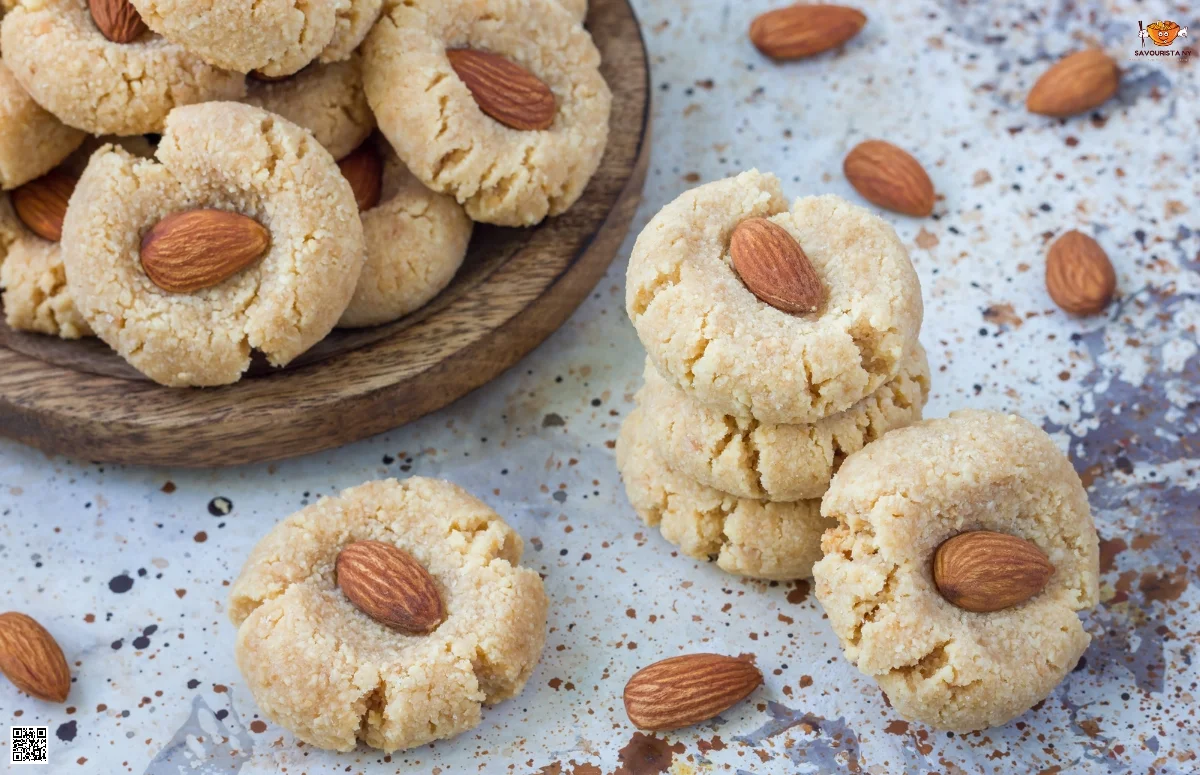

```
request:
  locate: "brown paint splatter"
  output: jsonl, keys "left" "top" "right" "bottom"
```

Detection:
{"left": 786, "top": 580, "right": 810, "bottom": 604}
{"left": 1131, "top": 533, "right": 1160, "bottom": 550}
{"left": 884, "top": 720, "right": 909, "bottom": 734}
{"left": 1078, "top": 463, "right": 1104, "bottom": 489}
{"left": 914, "top": 228, "right": 939, "bottom": 249}
{"left": 1078, "top": 718, "right": 1102, "bottom": 738}
{"left": 614, "top": 733, "right": 685, "bottom": 775}
{"left": 161, "top": 481, "right": 176, "bottom": 493}
{"left": 212, "top": 684, "right": 227, "bottom": 694}
{"left": 799, "top": 675, "right": 813, "bottom": 688}
{"left": 972, "top": 169, "right": 992, "bottom": 186}
{"left": 1098, "top": 537, "right": 1127, "bottom": 573}
{"left": 193, "top": 531, "right": 207, "bottom": 543}
{"left": 983, "top": 303, "right": 1023, "bottom": 328}
{"left": 697, "top": 735, "right": 726, "bottom": 755}
{"left": 1140, "top": 565, "right": 1189, "bottom": 602}
{"left": 249, "top": 720, "right": 267, "bottom": 733}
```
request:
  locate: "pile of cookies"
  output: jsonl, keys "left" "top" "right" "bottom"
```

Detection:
{"left": 0, "top": 0, "right": 610, "bottom": 386}
{"left": 616, "top": 169, "right": 929, "bottom": 580}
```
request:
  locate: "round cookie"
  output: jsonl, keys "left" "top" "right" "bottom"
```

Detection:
{"left": 129, "top": 0, "right": 335, "bottom": 78}
{"left": 338, "top": 138, "right": 473, "bottom": 328}
{"left": 243, "top": 57, "right": 375, "bottom": 161}
{"left": 61, "top": 103, "right": 366, "bottom": 387}
{"left": 320, "top": 0, "right": 384, "bottom": 65}
{"left": 616, "top": 409, "right": 834, "bottom": 580}
{"left": 2, "top": 135, "right": 156, "bottom": 339}
{"left": 0, "top": 60, "right": 86, "bottom": 190}
{"left": 362, "top": 0, "right": 612, "bottom": 226}
{"left": 627, "top": 172, "right": 924, "bottom": 424}
{"left": 229, "top": 477, "right": 547, "bottom": 753}
{"left": 812, "top": 410, "right": 1100, "bottom": 732}
{"left": 1, "top": 0, "right": 245, "bottom": 136}
{"left": 640, "top": 343, "right": 930, "bottom": 502}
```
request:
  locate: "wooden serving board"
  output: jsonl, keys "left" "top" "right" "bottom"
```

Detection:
{"left": 0, "top": 0, "right": 650, "bottom": 467}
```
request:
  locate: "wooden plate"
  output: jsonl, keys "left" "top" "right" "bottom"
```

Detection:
{"left": 0, "top": 0, "right": 650, "bottom": 467}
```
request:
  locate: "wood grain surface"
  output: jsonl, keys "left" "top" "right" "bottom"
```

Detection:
{"left": 0, "top": 0, "right": 651, "bottom": 467}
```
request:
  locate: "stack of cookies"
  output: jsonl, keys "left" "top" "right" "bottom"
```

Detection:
{"left": 0, "top": 0, "right": 610, "bottom": 386}
{"left": 617, "top": 169, "right": 929, "bottom": 580}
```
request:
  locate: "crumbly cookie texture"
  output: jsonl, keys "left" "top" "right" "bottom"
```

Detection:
{"left": 362, "top": 0, "right": 611, "bottom": 226}
{"left": 321, "top": 0, "right": 383, "bottom": 64}
{"left": 0, "top": 240, "right": 91, "bottom": 338}
{"left": 640, "top": 343, "right": 930, "bottom": 502}
{"left": 339, "top": 140, "right": 472, "bottom": 328}
{"left": 558, "top": 0, "right": 587, "bottom": 22}
{"left": 243, "top": 57, "right": 375, "bottom": 161}
{"left": 0, "top": 194, "right": 19, "bottom": 267}
{"left": 627, "top": 172, "right": 924, "bottom": 424}
{"left": 0, "top": 60, "right": 86, "bottom": 190}
{"left": 129, "top": 0, "right": 335, "bottom": 77}
{"left": 61, "top": 103, "right": 366, "bottom": 387}
{"left": 229, "top": 477, "right": 548, "bottom": 753}
{"left": 1, "top": 0, "right": 245, "bottom": 136}
{"left": 812, "top": 410, "right": 1100, "bottom": 732}
{"left": 616, "top": 409, "right": 834, "bottom": 580}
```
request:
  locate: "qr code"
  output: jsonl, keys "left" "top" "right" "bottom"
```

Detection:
{"left": 11, "top": 726, "right": 48, "bottom": 764}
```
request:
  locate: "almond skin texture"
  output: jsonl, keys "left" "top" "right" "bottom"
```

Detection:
{"left": 338, "top": 142, "right": 384, "bottom": 213}
{"left": 1046, "top": 230, "right": 1116, "bottom": 315}
{"left": 933, "top": 531, "right": 1054, "bottom": 613}
{"left": 749, "top": 4, "right": 866, "bottom": 60}
{"left": 140, "top": 210, "right": 271, "bottom": 293}
{"left": 336, "top": 541, "right": 445, "bottom": 634}
{"left": 447, "top": 48, "right": 556, "bottom": 131}
{"left": 89, "top": 0, "right": 148, "bottom": 44}
{"left": 730, "top": 217, "right": 824, "bottom": 314}
{"left": 0, "top": 612, "right": 70, "bottom": 703}
{"left": 843, "top": 140, "right": 934, "bottom": 217}
{"left": 11, "top": 169, "right": 79, "bottom": 243}
{"left": 624, "top": 653, "right": 762, "bottom": 731}
{"left": 1027, "top": 49, "right": 1119, "bottom": 118}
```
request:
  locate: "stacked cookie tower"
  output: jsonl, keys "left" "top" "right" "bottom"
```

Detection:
{"left": 617, "top": 169, "right": 929, "bottom": 581}
{"left": 0, "top": 0, "right": 610, "bottom": 386}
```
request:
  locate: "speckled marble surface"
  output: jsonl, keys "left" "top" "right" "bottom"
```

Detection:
{"left": 2, "top": 1, "right": 1198, "bottom": 773}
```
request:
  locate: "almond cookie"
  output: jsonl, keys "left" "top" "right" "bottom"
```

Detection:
{"left": 616, "top": 409, "right": 834, "bottom": 580}
{"left": 320, "top": 0, "right": 384, "bottom": 65}
{"left": 338, "top": 138, "right": 473, "bottom": 328}
{"left": 243, "top": 57, "right": 374, "bottom": 162}
{"left": 229, "top": 477, "right": 548, "bottom": 753}
{"left": 2, "top": 136, "right": 154, "bottom": 338}
{"left": 640, "top": 343, "right": 930, "bottom": 502}
{"left": 362, "top": 0, "right": 611, "bottom": 226}
{"left": 129, "top": 0, "right": 336, "bottom": 78}
{"left": 0, "top": 60, "right": 86, "bottom": 190}
{"left": 559, "top": 0, "right": 587, "bottom": 22}
{"left": 627, "top": 172, "right": 924, "bottom": 424}
{"left": 812, "top": 410, "right": 1100, "bottom": 732}
{"left": 61, "top": 103, "right": 366, "bottom": 387}
{"left": 1, "top": 0, "right": 245, "bottom": 136}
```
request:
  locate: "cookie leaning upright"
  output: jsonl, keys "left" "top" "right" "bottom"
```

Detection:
{"left": 228, "top": 477, "right": 548, "bottom": 753}
{"left": 361, "top": 0, "right": 612, "bottom": 226}
{"left": 61, "top": 103, "right": 366, "bottom": 387}
{"left": 812, "top": 410, "right": 1100, "bottom": 732}
{"left": 1, "top": 0, "right": 245, "bottom": 135}
{"left": 626, "top": 170, "right": 923, "bottom": 424}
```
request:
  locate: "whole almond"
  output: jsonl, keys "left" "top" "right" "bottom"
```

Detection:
{"left": 140, "top": 210, "right": 270, "bottom": 293}
{"left": 749, "top": 4, "right": 866, "bottom": 60}
{"left": 933, "top": 531, "right": 1054, "bottom": 613}
{"left": 1046, "top": 230, "right": 1116, "bottom": 315}
{"left": 624, "top": 653, "right": 762, "bottom": 731}
{"left": 0, "top": 612, "right": 70, "bottom": 703}
{"left": 1026, "top": 49, "right": 1119, "bottom": 118}
{"left": 89, "top": 0, "right": 147, "bottom": 44}
{"left": 338, "top": 141, "right": 384, "bottom": 212}
{"left": 336, "top": 541, "right": 444, "bottom": 634}
{"left": 11, "top": 169, "right": 78, "bottom": 242}
{"left": 447, "top": 48, "right": 556, "bottom": 131}
{"left": 843, "top": 140, "right": 934, "bottom": 217}
{"left": 730, "top": 217, "right": 824, "bottom": 314}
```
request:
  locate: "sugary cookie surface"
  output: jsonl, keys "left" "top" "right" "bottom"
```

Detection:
{"left": 229, "top": 477, "right": 548, "bottom": 752}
